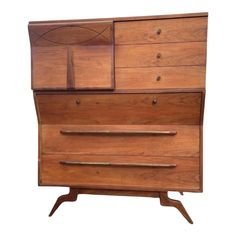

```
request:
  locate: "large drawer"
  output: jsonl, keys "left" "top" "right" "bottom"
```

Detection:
{"left": 41, "top": 125, "right": 199, "bottom": 157}
{"left": 115, "top": 17, "right": 207, "bottom": 45}
{"left": 115, "top": 66, "right": 205, "bottom": 90}
{"left": 40, "top": 154, "right": 200, "bottom": 191}
{"left": 35, "top": 93, "right": 202, "bottom": 125}
{"left": 115, "top": 42, "right": 206, "bottom": 67}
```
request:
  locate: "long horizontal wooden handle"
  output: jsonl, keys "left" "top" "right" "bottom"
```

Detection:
{"left": 59, "top": 161, "right": 177, "bottom": 168}
{"left": 60, "top": 129, "right": 177, "bottom": 136}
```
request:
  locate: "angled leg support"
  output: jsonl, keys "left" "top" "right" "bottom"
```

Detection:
{"left": 159, "top": 192, "right": 193, "bottom": 224}
{"left": 49, "top": 188, "right": 79, "bottom": 217}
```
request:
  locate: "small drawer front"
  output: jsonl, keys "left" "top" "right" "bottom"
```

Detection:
{"left": 116, "top": 66, "right": 205, "bottom": 90}
{"left": 41, "top": 125, "right": 199, "bottom": 157}
{"left": 36, "top": 93, "right": 202, "bottom": 125}
{"left": 40, "top": 154, "right": 200, "bottom": 191}
{"left": 115, "top": 42, "right": 206, "bottom": 68}
{"left": 115, "top": 17, "right": 207, "bottom": 45}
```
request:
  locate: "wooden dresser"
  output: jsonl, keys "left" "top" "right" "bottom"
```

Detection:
{"left": 29, "top": 12, "right": 208, "bottom": 223}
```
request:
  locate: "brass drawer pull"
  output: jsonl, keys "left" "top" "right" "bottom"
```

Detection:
{"left": 156, "top": 29, "right": 162, "bottom": 35}
{"left": 156, "top": 53, "right": 161, "bottom": 59}
{"left": 60, "top": 161, "right": 176, "bottom": 168}
{"left": 152, "top": 98, "right": 158, "bottom": 105}
{"left": 60, "top": 129, "right": 177, "bottom": 136}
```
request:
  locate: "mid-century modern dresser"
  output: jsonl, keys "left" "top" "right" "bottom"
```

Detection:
{"left": 29, "top": 12, "right": 208, "bottom": 223}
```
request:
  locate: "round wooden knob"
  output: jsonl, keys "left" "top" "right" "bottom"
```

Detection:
{"left": 156, "top": 53, "right": 161, "bottom": 59}
{"left": 156, "top": 29, "right": 162, "bottom": 35}
{"left": 76, "top": 99, "right": 80, "bottom": 105}
{"left": 152, "top": 99, "right": 158, "bottom": 105}
{"left": 156, "top": 76, "right": 161, "bottom": 81}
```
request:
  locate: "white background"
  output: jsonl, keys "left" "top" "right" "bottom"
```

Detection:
{"left": 1, "top": 0, "right": 236, "bottom": 235}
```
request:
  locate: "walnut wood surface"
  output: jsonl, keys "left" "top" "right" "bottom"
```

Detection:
{"left": 29, "top": 21, "right": 114, "bottom": 90}
{"left": 72, "top": 45, "right": 113, "bottom": 89}
{"left": 49, "top": 188, "right": 79, "bottom": 217}
{"left": 41, "top": 125, "right": 199, "bottom": 157}
{"left": 159, "top": 192, "right": 193, "bottom": 224}
{"left": 29, "top": 12, "right": 208, "bottom": 25}
{"left": 115, "top": 17, "right": 207, "bottom": 45}
{"left": 115, "top": 66, "right": 205, "bottom": 90}
{"left": 116, "top": 42, "right": 206, "bottom": 68}
{"left": 29, "top": 13, "right": 207, "bottom": 221}
{"left": 40, "top": 154, "right": 200, "bottom": 191}
{"left": 35, "top": 93, "right": 201, "bottom": 125}
{"left": 32, "top": 47, "right": 67, "bottom": 89}
{"left": 29, "top": 21, "right": 113, "bottom": 46}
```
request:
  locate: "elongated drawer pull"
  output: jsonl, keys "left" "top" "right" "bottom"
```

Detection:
{"left": 59, "top": 161, "right": 176, "bottom": 168}
{"left": 60, "top": 130, "right": 177, "bottom": 136}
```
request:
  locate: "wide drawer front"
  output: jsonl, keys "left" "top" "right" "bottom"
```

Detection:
{"left": 115, "top": 42, "right": 206, "bottom": 67}
{"left": 36, "top": 93, "right": 201, "bottom": 125}
{"left": 115, "top": 17, "right": 207, "bottom": 45}
{"left": 40, "top": 154, "right": 200, "bottom": 191}
{"left": 42, "top": 125, "right": 199, "bottom": 157}
{"left": 115, "top": 66, "right": 205, "bottom": 90}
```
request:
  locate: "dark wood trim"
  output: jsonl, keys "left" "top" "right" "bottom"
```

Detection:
{"left": 34, "top": 88, "right": 205, "bottom": 95}
{"left": 115, "top": 40, "right": 207, "bottom": 46}
{"left": 199, "top": 125, "right": 203, "bottom": 192}
{"left": 115, "top": 64, "right": 206, "bottom": 69}
{"left": 60, "top": 129, "right": 177, "bottom": 136}
{"left": 48, "top": 188, "right": 193, "bottom": 223}
{"left": 29, "top": 12, "right": 208, "bottom": 25}
{"left": 77, "top": 188, "right": 160, "bottom": 197}
{"left": 159, "top": 192, "right": 193, "bottom": 224}
{"left": 67, "top": 47, "right": 75, "bottom": 89}
{"left": 111, "top": 20, "right": 115, "bottom": 90}
{"left": 39, "top": 182, "right": 202, "bottom": 193}
{"left": 59, "top": 161, "right": 177, "bottom": 168}
{"left": 200, "top": 91, "right": 206, "bottom": 125}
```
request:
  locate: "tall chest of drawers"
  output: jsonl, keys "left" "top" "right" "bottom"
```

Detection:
{"left": 29, "top": 12, "right": 208, "bottom": 223}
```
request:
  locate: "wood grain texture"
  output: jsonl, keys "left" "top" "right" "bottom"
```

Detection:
{"left": 115, "top": 66, "right": 205, "bottom": 90}
{"left": 77, "top": 188, "right": 160, "bottom": 197}
{"left": 116, "top": 42, "right": 206, "bottom": 68}
{"left": 32, "top": 47, "right": 67, "bottom": 89}
{"left": 72, "top": 45, "right": 113, "bottom": 89}
{"left": 40, "top": 154, "right": 200, "bottom": 191}
{"left": 159, "top": 192, "right": 193, "bottom": 224}
{"left": 115, "top": 17, "right": 207, "bottom": 45}
{"left": 29, "top": 21, "right": 113, "bottom": 46}
{"left": 29, "top": 12, "right": 208, "bottom": 25}
{"left": 29, "top": 14, "right": 207, "bottom": 218}
{"left": 35, "top": 93, "right": 201, "bottom": 125}
{"left": 41, "top": 125, "right": 199, "bottom": 157}
{"left": 29, "top": 21, "right": 114, "bottom": 90}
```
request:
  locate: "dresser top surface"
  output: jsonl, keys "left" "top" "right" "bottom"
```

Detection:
{"left": 29, "top": 12, "right": 208, "bottom": 25}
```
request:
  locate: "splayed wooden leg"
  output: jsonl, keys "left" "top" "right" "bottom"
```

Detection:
{"left": 49, "top": 188, "right": 79, "bottom": 217}
{"left": 159, "top": 192, "right": 193, "bottom": 224}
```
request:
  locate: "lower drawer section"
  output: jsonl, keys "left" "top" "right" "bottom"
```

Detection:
{"left": 40, "top": 154, "right": 200, "bottom": 192}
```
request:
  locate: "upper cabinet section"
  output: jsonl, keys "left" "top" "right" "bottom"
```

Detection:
{"left": 29, "top": 13, "right": 208, "bottom": 91}
{"left": 29, "top": 21, "right": 114, "bottom": 90}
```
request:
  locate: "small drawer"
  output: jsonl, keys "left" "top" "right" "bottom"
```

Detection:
{"left": 35, "top": 93, "right": 202, "bottom": 125}
{"left": 115, "top": 17, "right": 207, "bottom": 45}
{"left": 40, "top": 154, "right": 200, "bottom": 191}
{"left": 41, "top": 125, "right": 199, "bottom": 157}
{"left": 115, "top": 42, "right": 206, "bottom": 67}
{"left": 116, "top": 66, "right": 205, "bottom": 90}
